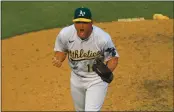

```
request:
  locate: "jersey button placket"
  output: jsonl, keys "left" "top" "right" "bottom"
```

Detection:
{"left": 80, "top": 40, "right": 84, "bottom": 49}
{"left": 81, "top": 39, "right": 87, "bottom": 49}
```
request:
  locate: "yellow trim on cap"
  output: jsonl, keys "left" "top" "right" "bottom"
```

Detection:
{"left": 73, "top": 18, "right": 92, "bottom": 22}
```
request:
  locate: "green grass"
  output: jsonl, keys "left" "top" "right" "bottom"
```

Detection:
{"left": 1, "top": 1, "right": 173, "bottom": 39}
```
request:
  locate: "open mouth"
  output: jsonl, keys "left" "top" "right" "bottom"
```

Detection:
{"left": 79, "top": 29, "right": 85, "bottom": 37}
{"left": 80, "top": 29, "right": 84, "bottom": 32}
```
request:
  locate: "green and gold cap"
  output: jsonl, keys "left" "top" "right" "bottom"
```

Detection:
{"left": 73, "top": 7, "right": 92, "bottom": 22}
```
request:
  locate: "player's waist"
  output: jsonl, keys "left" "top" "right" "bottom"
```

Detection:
{"left": 72, "top": 70, "right": 98, "bottom": 78}
{"left": 70, "top": 71, "right": 103, "bottom": 88}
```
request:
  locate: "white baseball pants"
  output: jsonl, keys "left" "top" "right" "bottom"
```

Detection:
{"left": 70, "top": 71, "right": 108, "bottom": 111}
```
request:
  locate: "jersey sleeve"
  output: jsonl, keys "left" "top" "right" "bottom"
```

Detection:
{"left": 103, "top": 35, "right": 119, "bottom": 62}
{"left": 54, "top": 30, "right": 68, "bottom": 52}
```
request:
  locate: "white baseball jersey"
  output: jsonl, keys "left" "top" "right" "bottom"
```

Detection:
{"left": 54, "top": 24, "right": 119, "bottom": 78}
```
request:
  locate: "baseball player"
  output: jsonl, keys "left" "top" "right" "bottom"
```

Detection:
{"left": 53, "top": 7, "right": 119, "bottom": 111}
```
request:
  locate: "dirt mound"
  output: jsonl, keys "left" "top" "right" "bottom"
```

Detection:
{"left": 2, "top": 19, "right": 173, "bottom": 111}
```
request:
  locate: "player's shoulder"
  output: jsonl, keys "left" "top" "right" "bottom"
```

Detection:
{"left": 57, "top": 24, "right": 76, "bottom": 44}
{"left": 59, "top": 24, "right": 76, "bottom": 37}
{"left": 93, "top": 25, "right": 111, "bottom": 43}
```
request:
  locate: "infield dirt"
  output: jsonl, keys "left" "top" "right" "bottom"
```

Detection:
{"left": 2, "top": 19, "right": 173, "bottom": 111}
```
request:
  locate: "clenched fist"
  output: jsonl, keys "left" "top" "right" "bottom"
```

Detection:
{"left": 52, "top": 57, "right": 62, "bottom": 68}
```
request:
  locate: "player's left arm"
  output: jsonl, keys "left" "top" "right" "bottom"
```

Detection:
{"left": 106, "top": 57, "right": 118, "bottom": 72}
{"left": 103, "top": 34, "right": 119, "bottom": 72}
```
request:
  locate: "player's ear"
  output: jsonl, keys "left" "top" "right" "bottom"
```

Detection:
{"left": 89, "top": 20, "right": 93, "bottom": 26}
{"left": 91, "top": 20, "right": 93, "bottom": 24}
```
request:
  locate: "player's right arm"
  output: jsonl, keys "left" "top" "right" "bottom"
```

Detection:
{"left": 53, "top": 29, "right": 68, "bottom": 68}
{"left": 53, "top": 51, "right": 67, "bottom": 68}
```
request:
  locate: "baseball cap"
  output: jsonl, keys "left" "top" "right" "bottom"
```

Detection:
{"left": 73, "top": 7, "right": 92, "bottom": 23}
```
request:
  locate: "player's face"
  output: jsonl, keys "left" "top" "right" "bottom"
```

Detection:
{"left": 74, "top": 22, "right": 93, "bottom": 39}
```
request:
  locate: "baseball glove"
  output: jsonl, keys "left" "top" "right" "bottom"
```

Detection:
{"left": 92, "top": 58, "right": 113, "bottom": 83}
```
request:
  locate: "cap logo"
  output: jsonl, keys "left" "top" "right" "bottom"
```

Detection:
{"left": 78, "top": 10, "right": 85, "bottom": 16}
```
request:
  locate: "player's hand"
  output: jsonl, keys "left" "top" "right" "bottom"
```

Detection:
{"left": 52, "top": 57, "right": 62, "bottom": 68}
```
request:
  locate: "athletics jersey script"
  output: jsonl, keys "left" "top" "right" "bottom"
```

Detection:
{"left": 54, "top": 25, "right": 119, "bottom": 77}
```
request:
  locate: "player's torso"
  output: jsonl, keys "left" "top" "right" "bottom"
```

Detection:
{"left": 68, "top": 31, "right": 101, "bottom": 61}
{"left": 65, "top": 25, "right": 105, "bottom": 77}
